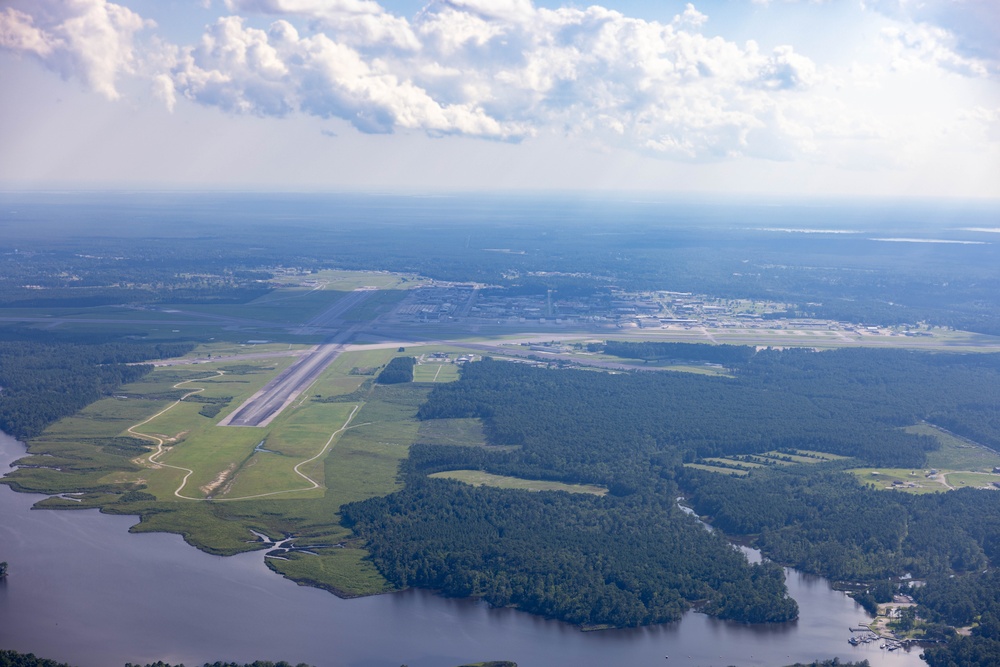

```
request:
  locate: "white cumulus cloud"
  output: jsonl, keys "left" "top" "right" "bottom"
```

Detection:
{"left": 0, "top": 0, "right": 151, "bottom": 99}
{"left": 3, "top": 0, "right": 938, "bottom": 165}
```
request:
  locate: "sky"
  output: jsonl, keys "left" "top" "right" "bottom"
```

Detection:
{"left": 1, "top": 0, "right": 998, "bottom": 197}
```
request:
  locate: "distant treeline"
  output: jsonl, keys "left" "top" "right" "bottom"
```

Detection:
{"left": 0, "top": 334, "right": 192, "bottom": 439}
{"left": 416, "top": 349, "right": 1000, "bottom": 472}
{"left": 376, "top": 356, "right": 415, "bottom": 384}
{"left": 596, "top": 341, "right": 756, "bottom": 366}
{"left": 4, "top": 195, "right": 1000, "bottom": 335}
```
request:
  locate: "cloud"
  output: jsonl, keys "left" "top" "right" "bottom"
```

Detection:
{"left": 168, "top": 15, "right": 523, "bottom": 137}
{"left": 864, "top": 0, "right": 999, "bottom": 77}
{"left": 2, "top": 0, "right": 897, "bottom": 163}
{"left": 881, "top": 22, "right": 989, "bottom": 78}
{"left": 0, "top": 0, "right": 150, "bottom": 99}
{"left": 225, "top": 0, "right": 420, "bottom": 50}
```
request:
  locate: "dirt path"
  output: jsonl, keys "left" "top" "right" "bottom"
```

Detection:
{"left": 130, "top": 373, "right": 223, "bottom": 500}
{"left": 214, "top": 406, "right": 363, "bottom": 502}
{"left": 130, "top": 378, "right": 362, "bottom": 502}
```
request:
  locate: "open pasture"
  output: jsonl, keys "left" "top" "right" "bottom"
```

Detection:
{"left": 685, "top": 448, "right": 846, "bottom": 476}
{"left": 430, "top": 469, "right": 608, "bottom": 495}
{"left": 916, "top": 423, "right": 1000, "bottom": 472}
{"left": 945, "top": 472, "right": 1000, "bottom": 489}
{"left": 412, "top": 363, "right": 461, "bottom": 382}
{"left": 683, "top": 463, "right": 750, "bottom": 476}
{"left": 849, "top": 468, "right": 945, "bottom": 494}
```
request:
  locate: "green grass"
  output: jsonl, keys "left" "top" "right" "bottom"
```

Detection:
{"left": 172, "top": 289, "right": 352, "bottom": 325}
{"left": 916, "top": 423, "right": 1000, "bottom": 472}
{"left": 1, "top": 348, "right": 460, "bottom": 596}
{"left": 265, "top": 547, "right": 394, "bottom": 597}
{"left": 848, "top": 468, "right": 946, "bottom": 494}
{"left": 945, "top": 472, "right": 1000, "bottom": 489}
{"left": 412, "top": 363, "right": 461, "bottom": 382}
{"left": 430, "top": 470, "right": 608, "bottom": 495}
{"left": 702, "top": 457, "right": 767, "bottom": 469}
{"left": 270, "top": 269, "right": 423, "bottom": 291}
{"left": 683, "top": 463, "right": 750, "bottom": 476}
{"left": 341, "top": 290, "right": 409, "bottom": 322}
{"left": 784, "top": 449, "right": 848, "bottom": 461}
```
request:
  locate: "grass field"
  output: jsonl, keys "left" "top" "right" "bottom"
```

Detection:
{"left": 917, "top": 423, "right": 1000, "bottom": 471}
{"left": 945, "top": 472, "right": 1000, "bottom": 489}
{"left": 269, "top": 269, "right": 424, "bottom": 291}
{"left": 844, "top": 424, "right": 1000, "bottom": 494}
{"left": 849, "top": 468, "right": 946, "bottom": 494}
{"left": 683, "top": 463, "right": 750, "bottom": 476}
{"left": 412, "top": 363, "right": 461, "bottom": 382}
{"left": 684, "top": 449, "right": 846, "bottom": 476}
{"left": 3, "top": 344, "right": 487, "bottom": 596}
{"left": 430, "top": 470, "right": 609, "bottom": 495}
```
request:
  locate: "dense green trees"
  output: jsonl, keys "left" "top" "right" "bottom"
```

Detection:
{"left": 346, "top": 348, "right": 1000, "bottom": 630}
{"left": 417, "top": 350, "right": 1000, "bottom": 473}
{"left": 682, "top": 469, "right": 1000, "bottom": 581}
{"left": 343, "top": 472, "right": 797, "bottom": 627}
{"left": 0, "top": 652, "right": 71, "bottom": 667}
{"left": 0, "top": 337, "right": 192, "bottom": 439}
{"left": 376, "top": 357, "right": 416, "bottom": 384}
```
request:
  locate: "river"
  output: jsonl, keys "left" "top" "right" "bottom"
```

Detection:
{"left": 0, "top": 431, "right": 924, "bottom": 667}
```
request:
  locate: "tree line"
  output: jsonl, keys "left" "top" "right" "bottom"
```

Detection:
{"left": 0, "top": 335, "right": 192, "bottom": 439}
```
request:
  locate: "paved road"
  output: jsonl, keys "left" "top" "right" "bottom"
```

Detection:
{"left": 220, "top": 338, "right": 351, "bottom": 427}
{"left": 220, "top": 290, "right": 374, "bottom": 428}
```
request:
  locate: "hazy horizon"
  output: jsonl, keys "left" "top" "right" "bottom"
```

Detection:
{"left": 1, "top": 0, "right": 998, "bottom": 198}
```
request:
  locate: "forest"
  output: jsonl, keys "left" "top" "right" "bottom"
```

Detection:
{"left": 680, "top": 470, "right": 1000, "bottom": 581}
{"left": 0, "top": 330, "right": 192, "bottom": 439}
{"left": 376, "top": 356, "right": 415, "bottom": 384}
{"left": 344, "top": 456, "right": 798, "bottom": 627}
{"left": 344, "top": 347, "right": 1000, "bottom": 630}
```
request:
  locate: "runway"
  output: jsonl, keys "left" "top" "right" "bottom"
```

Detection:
{"left": 219, "top": 289, "right": 372, "bottom": 428}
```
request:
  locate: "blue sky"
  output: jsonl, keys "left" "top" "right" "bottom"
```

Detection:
{"left": 1, "top": 0, "right": 998, "bottom": 197}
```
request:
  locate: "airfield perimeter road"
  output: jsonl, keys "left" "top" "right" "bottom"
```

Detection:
{"left": 220, "top": 289, "right": 374, "bottom": 428}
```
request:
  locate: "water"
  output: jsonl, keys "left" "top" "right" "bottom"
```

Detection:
{"left": 0, "top": 432, "right": 923, "bottom": 667}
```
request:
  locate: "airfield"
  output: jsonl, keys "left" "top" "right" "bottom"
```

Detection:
{"left": 8, "top": 268, "right": 1000, "bottom": 597}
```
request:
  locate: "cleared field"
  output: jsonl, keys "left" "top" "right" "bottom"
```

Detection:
{"left": 686, "top": 449, "right": 846, "bottom": 476}
{"left": 703, "top": 457, "right": 768, "bottom": 469}
{"left": 916, "top": 423, "right": 1000, "bottom": 471}
{"left": 412, "top": 363, "right": 461, "bottom": 382}
{"left": 430, "top": 469, "right": 608, "bottom": 495}
{"left": 844, "top": 424, "right": 1000, "bottom": 494}
{"left": 945, "top": 472, "right": 1000, "bottom": 489}
{"left": 782, "top": 449, "right": 848, "bottom": 461}
{"left": 270, "top": 269, "right": 423, "bottom": 291}
{"left": 850, "top": 468, "right": 945, "bottom": 494}
{"left": 682, "top": 463, "right": 750, "bottom": 476}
